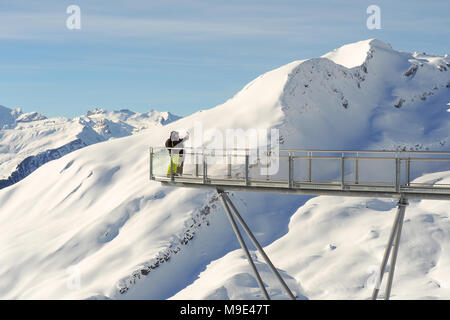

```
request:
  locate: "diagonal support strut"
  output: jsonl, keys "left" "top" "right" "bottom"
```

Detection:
{"left": 371, "top": 196, "right": 408, "bottom": 300}
{"left": 217, "top": 190, "right": 270, "bottom": 300}
{"left": 218, "top": 189, "right": 297, "bottom": 300}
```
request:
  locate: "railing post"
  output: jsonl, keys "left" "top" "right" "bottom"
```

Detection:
{"left": 355, "top": 152, "right": 359, "bottom": 185}
{"left": 245, "top": 150, "right": 250, "bottom": 186}
{"left": 406, "top": 156, "right": 411, "bottom": 187}
{"left": 149, "top": 147, "right": 154, "bottom": 180}
{"left": 170, "top": 150, "right": 174, "bottom": 182}
{"left": 288, "top": 153, "right": 294, "bottom": 188}
{"left": 308, "top": 152, "right": 312, "bottom": 182}
{"left": 395, "top": 154, "right": 400, "bottom": 192}
{"left": 341, "top": 152, "right": 345, "bottom": 189}
{"left": 256, "top": 146, "right": 260, "bottom": 165}
{"left": 195, "top": 151, "right": 199, "bottom": 177}
{"left": 227, "top": 152, "right": 232, "bottom": 179}
{"left": 203, "top": 149, "right": 207, "bottom": 184}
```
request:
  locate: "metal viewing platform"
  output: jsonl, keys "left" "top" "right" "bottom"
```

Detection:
{"left": 149, "top": 147, "right": 450, "bottom": 300}
{"left": 150, "top": 148, "right": 450, "bottom": 200}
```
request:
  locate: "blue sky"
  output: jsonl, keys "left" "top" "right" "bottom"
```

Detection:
{"left": 0, "top": 0, "right": 448, "bottom": 118}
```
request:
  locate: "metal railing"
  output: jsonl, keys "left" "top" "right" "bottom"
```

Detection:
{"left": 149, "top": 147, "right": 450, "bottom": 200}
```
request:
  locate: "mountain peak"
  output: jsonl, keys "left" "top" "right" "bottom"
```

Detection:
{"left": 321, "top": 38, "right": 393, "bottom": 68}
{"left": 16, "top": 112, "right": 47, "bottom": 123}
{"left": 367, "top": 38, "right": 393, "bottom": 50}
{"left": 86, "top": 108, "right": 106, "bottom": 116}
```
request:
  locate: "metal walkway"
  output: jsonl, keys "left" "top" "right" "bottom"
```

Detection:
{"left": 149, "top": 147, "right": 450, "bottom": 300}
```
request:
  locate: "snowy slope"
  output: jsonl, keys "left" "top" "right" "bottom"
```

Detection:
{"left": 0, "top": 107, "right": 180, "bottom": 186}
{"left": 0, "top": 39, "right": 448, "bottom": 300}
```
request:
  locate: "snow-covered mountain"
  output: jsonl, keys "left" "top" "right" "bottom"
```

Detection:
{"left": 0, "top": 107, "right": 180, "bottom": 188}
{"left": 0, "top": 39, "right": 448, "bottom": 300}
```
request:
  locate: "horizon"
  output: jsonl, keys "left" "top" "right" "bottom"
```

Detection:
{"left": 1, "top": 0, "right": 449, "bottom": 119}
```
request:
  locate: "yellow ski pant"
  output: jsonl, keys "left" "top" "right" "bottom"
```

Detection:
{"left": 167, "top": 154, "right": 180, "bottom": 175}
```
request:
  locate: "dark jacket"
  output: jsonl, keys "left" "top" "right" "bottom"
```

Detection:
{"left": 165, "top": 138, "right": 185, "bottom": 155}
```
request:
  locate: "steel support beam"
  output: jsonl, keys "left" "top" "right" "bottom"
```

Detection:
{"left": 221, "top": 191, "right": 297, "bottom": 300}
{"left": 160, "top": 181, "right": 450, "bottom": 201}
{"left": 218, "top": 190, "right": 270, "bottom": 300}
{"left": 384, "top": 198, "right": 407, "bottom": 300}
{"left": 371, "top": 197, "right": 408, "bottom": 300}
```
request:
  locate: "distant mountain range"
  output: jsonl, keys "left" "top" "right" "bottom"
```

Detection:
{"left": 0, "top": 106, "right": 181, "bottom": 188}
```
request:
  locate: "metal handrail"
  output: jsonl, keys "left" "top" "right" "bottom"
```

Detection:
{"left": 151, "top": 147, "right": 450, "bottom": 159}
{"left": 150, "top": 147, "right": 450, "bottom": 200}
{"left": 154, "top": 146, "right": 450, "bottom": 155}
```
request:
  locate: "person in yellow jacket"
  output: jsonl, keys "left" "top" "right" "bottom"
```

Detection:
{"left": 165, "top": 131, "right": 189, "bottom": 176}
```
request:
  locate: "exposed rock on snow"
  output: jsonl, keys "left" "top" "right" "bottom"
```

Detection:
{"left": 16, "top": 112, "right": 47, "bottom": 123}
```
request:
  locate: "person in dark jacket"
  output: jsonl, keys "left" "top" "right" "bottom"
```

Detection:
{"left": 165, "top": 131, "right": 189, "bottom": 175}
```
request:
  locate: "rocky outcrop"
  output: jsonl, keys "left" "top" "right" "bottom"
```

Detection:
{"left": 0, "top": 139, "right": 86, "bottom": 189}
